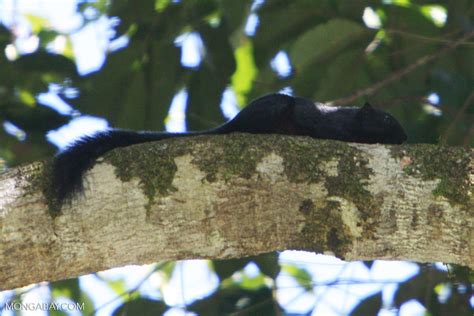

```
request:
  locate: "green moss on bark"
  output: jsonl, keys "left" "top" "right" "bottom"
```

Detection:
{"left": 190, "top": 133, "right": 266, "bottom": 182}
{"left": 106, "top": 141, "right": 184, "bottom": 209}
{"left": 391, "top": 145, "right": 472, "bottom": 205}
{"left": 41, "top": 135, "right": 470, "bottom": 225}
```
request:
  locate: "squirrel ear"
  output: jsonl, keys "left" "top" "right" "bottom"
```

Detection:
{"left": 361, "top": 102, "right": 374, "bottom": 111}
{"left": 356, "top": 102, "right": 375, "bottom": 119}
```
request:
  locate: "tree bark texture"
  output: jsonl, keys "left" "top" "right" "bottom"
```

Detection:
{"left": 0, "top": 134, "right": 472, "bottom": 291}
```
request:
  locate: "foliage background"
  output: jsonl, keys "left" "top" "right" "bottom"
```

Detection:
{"left": 0, "top": 0, "right": 472, "bottom": 315}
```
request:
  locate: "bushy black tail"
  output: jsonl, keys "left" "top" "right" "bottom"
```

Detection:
{"left": 52, "top": 129, "right": 189, "bottom": 204}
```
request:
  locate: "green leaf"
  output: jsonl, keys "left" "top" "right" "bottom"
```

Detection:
{"left": 155, "top": 0, "right": 171, "bottom": 12}
{"left": 253, "top": 1, "right": 325, "bottom": 66}
{"left": 420, "top": 5, "right": 447, "bottom": 27}
{"left": 231, "top": 39, "right": 258, "bottom": 106}
{"left": 290, "top": 19, "right": 371, "bottom": 71}
{"left": 13, "top": 51, "right": 78, "bottom": 77}
{"left": 218, "top": 0, "right": 253, "bottom": 33}
{"left": 2, "top": 101, "right": 69, "bottom": 133}
{"left": 50, "top": 278, "right": 95, "bottom": 316}
{"left": 311, "top": 48, "right": 371, "bottom": 101}
{"left": 186, "top": 22, "right": 236, "bottom": 130}
{"left": 24, "top": 14, "right": 50, "bottom": 34}
{"left": 253, "top": 252, "right": 280, "bottom": 279}
{"left": 159, "top": 262, "right": 176, "bottom": 283}
{"left": 393, "top": 266, "right": 473, "bottom": 315}
{"left": 240, "top": 273, "right": 266, "bottom": 290}
{"left": 70, "top": 39, "right": 183, "bottom": 130}
{"left": 188, "top": 286, "right": 280, "bottom": 316}
{"left": 349, "top": 292, "right": 383, "bottom": 316}
{"left": 213, "top": 257, "right": 251, "bottom": 281}
{"left": 0, "top": 24, "right": 11, "bottom": 51}
{"left": 50, "top": 278, "right": 81, "bottom": 303}
{"left": 109, "top": 0, "right": 156, "bottom": 34}
{"left": 281, "top": 264, "right": 313, "bottom": 292}
{"left": 38, "top": 30, "right": 61, "bottom": 48}
{"left": 18, "top": 90, "right": 36, "bottom": 106}
{"left": 105, "top": 278, "right": 128, "bottom": 295}
{"left": 112, "top": 298, "right": 168, "bottom": 316}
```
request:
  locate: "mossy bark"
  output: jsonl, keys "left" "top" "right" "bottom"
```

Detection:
{"left": 0, "top": 134, "right": 472, "bottom": 291}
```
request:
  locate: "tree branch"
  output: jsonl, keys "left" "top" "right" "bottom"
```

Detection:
{"left": 0, "top": 134, "right": 472, "bottom": 290}
{"left": 327, "top": 31, "right": 474, "bottom": 106}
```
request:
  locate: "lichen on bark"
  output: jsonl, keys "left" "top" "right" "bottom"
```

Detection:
{"left": 391, "top": 144, "right": 472, "bottom": 206}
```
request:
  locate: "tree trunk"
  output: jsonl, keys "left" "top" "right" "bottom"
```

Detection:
{"left": 0, "top": 134, "right": 472, "bottom": 291}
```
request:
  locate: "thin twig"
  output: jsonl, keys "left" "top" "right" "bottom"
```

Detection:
{"left": 327, "top": 31, "right": 474, "bottom": 106}
{"left": 386, "top": 29, "right": 474, "bottom": 45}
{"left": 462, "top": 124, "right": 474, "bottom": 147}
{"left": 440, "top": 92, "right": 474, "bottom": 145}
{"left": 89, "top": 262, "right": 168, "bottom": 316}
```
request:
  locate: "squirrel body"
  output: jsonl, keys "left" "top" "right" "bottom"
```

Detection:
{"left": 52, "top": 93, "right": 407, "bottom": 203}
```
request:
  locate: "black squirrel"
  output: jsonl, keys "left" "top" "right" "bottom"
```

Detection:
{"left": 52, "top": 93, "right": 407, "bottom": 203}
